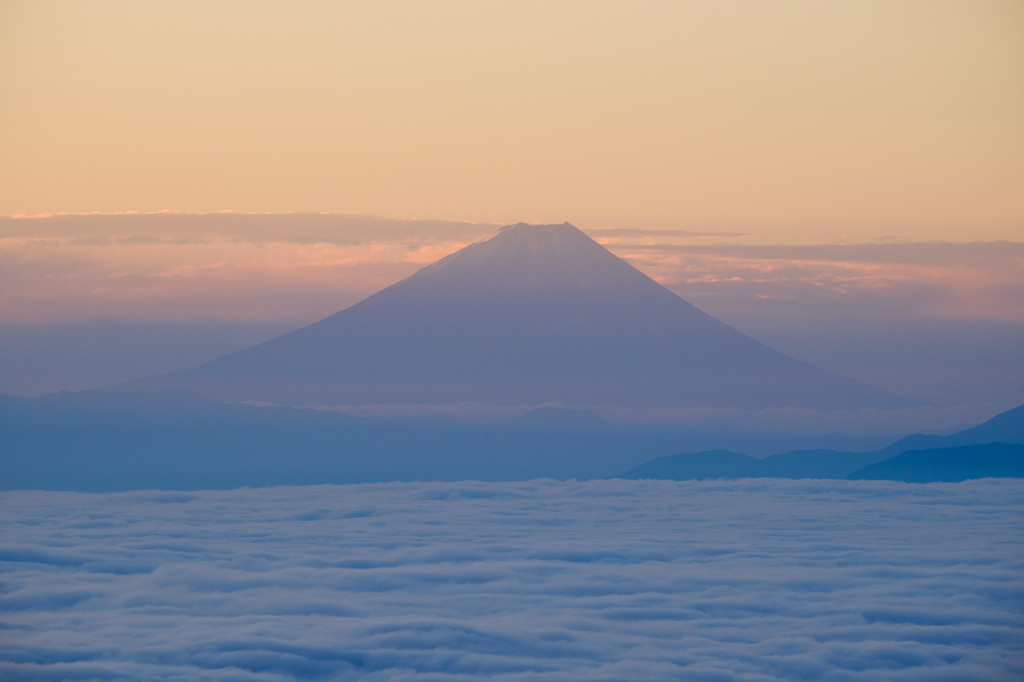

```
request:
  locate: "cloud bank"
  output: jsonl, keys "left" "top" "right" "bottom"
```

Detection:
{"left": 2, "top": 213, "right": 1022, "bottom": 324}
{"left": 0, "top": 213, "right": 498, "bottom": 323}
{"left": 2, "top": 213, "right": 1021, "bottom": 405}
{"left": 1, "top": 479, "right": 1021, "bottom": 680}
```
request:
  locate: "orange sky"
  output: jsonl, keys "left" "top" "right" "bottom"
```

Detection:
{"left": 2, "top": 1, "right": 1022, "bottom": 243}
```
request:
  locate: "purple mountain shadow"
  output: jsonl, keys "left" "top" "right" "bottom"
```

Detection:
{"left": 125, "top": 223, "right": 915, "bottom": 410}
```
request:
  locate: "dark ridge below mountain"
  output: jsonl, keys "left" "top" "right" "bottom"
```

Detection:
{"left": 848, "top": 442, "right": 1024, "bottom": 482}
{"left": 0, "top": 389, "right": 899, "bottom": 492}
{"left": 123, "top": 223, "right": 913, "bottom": 411}
{"left": 882, "top": 403, "right": 1024, "bottom": 454}
{"left": 4, "top": 394, "right": 1021, "bottom": 492}
{"left": 617, "top": 401, "right": 1024, "bottom": 482}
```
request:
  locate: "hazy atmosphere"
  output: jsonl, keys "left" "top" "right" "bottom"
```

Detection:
{"left": 2, "top": 2, "right": 1022, "bottom": 680}
{"left": 2, "top": 212, "right": 1022, "bottom": 410}
{"left": 2, "top": 1, "right": 1023, "bottom": 410}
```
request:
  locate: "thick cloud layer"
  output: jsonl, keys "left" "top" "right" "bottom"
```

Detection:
{"left": 1, "top": 479, "right": 1022, "bottom": 680}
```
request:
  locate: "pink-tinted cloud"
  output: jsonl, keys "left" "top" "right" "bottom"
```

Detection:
{"left": 603, "top": 242, "right": 1024, "bottom": 322}
{"left": 1, "top": 213, "right": 1021, "bottom": 324}
{"left": 0, "top": 214, "right": 495, "bottom": 322}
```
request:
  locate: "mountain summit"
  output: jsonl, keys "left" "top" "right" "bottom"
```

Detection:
{"left": 128, "top": 223, "right": 912, "bottom": 410}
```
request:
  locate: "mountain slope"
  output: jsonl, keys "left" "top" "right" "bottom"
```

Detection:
{"left": 126, "top": 223, "right": 912, "bottom": 410}
{"left": 616, "top": 401, "right": 1024, "bottom": 481}
{"left": 848, "top": 442, "right": 1024, "bottom": 482}
{"left": 883, "top": 403, "right": 1024, "bottom": 454}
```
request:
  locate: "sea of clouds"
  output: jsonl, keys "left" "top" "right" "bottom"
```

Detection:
{"left": 2, "top": 478, "right": 1022, "bottom": 681}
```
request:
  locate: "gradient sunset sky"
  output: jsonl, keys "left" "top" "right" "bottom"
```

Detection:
{"left": 3, "top": 1, "right": 1021, "bottom": 241}
{"left": 1, "top": 1, "right": 1022, "bottom": 406}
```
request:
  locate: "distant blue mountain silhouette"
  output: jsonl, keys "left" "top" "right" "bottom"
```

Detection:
{"left": 6, "top": 391, "right": 1017, "bottom": 491}
{"left": 2, "top": 389, "right": 849, "bottom": 491}
{"left": 619, "top": 402, "right": 1024, "bottom": 482}
{"left": 880, "top": 403, "right": 1024, "bottom": 454}
{"left": 848, "top": 442, "right": 1024, "bottom": 482}
{"left": 125, "top": 223, "right": 912, "bottom": 410}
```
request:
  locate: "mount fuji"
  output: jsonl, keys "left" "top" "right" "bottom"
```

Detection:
{"left": 126, "top": 223, "right": 913, "bottom": 410}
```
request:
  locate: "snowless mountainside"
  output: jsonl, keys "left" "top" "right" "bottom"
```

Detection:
{"left": 882, "top": 403, "right": 1024, "bottom": 454}
{"left": 126, "top": 223, "right": 912, "bottom": 410}
{"left": 619, "top": 401, "right": 1024, "bottom": 482}
{"left": 849, "top": 442, "right": 1024, "bottom": 482}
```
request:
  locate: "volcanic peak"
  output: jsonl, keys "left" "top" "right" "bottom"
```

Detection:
{"left": 402, "top": 222, "right": 653, "bottom": 296}
{"left": 123, "top": 221, "right": 916, "bottom": 411}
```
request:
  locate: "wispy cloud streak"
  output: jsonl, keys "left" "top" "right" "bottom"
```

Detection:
{"left": 1, "top": 213, "right": 1021, "bottom": 324}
